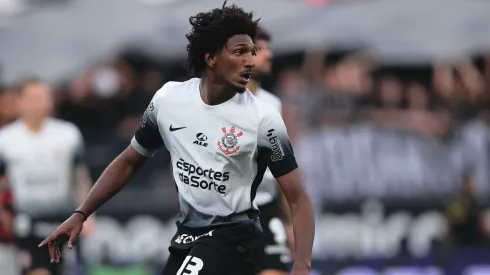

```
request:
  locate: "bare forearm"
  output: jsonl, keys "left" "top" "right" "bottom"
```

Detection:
{"left": 77, "top": 148, "right": 145, "bottom": 217}
{"left": 290, "top": 193, "right": 315, "bottom": 268}
{"left": 277, "top": 184, "right": 292, "bottom": 224}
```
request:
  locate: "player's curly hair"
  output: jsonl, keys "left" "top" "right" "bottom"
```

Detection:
{"left": 185, "top": 0, "right": 260, "bottom": 76}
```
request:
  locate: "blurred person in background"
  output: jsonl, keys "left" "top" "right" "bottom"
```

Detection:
{"left": 0, "top": 85, "right": 20, "bottom": 275}
{"left": 247, "top": 28, "right": 294, "bottom": 275}
{"left": 298, "top": 48, "right": 373, "bottom": 130}
{"left": 0, "top": 149, "right": 16, "bottom": 275}
{"left": 117, "top": 65, "right": 166, "bottom": 141}
{"left": 275, "top": 68, "right": 305, "bottom": 142}
{"left": 0, "top": 86, "right": 20, "bottom": 128}
{"left": 58, "top": 58, "right": 136, "bottom": 143}
{"left": 405, "top": 81, "right": 431, "bottom": 110}
{"left": 444, "top": 173, "right": 490, "bottom": 248}
{"left": 376, "top": 75, "right": 404, "bottom": 110}
{"left": 433, "top": 60, "right": 485, "bottom": 121}
{"left": 0, "top": 78, "right": 93, "bottom": 275}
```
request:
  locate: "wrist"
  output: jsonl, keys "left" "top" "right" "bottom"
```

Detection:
{"left": 73, "top": 210, "right": 88, "bottom": 221}
{"left": 293, "top": 259, "right": 312, "bottom": 270}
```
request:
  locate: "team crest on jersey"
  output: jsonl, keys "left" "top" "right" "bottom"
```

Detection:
{"left": 218, "top": 126, "right": 243, "bottom": 155}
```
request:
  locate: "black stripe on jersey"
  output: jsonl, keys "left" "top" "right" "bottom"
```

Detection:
{"left": 134, "top": 123, "right": 163, "bottom": 151}
{"left": 249, "top": 146, "right": 270, "bottom": 219}
{"left": 266, "top": 137, "right": 298, "bottom": 179}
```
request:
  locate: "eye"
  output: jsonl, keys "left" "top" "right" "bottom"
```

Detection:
{"left": 235, "top": 49, "right": 245, "bottom": 56}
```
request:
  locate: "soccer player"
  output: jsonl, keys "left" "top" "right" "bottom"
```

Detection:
{"left": 0, "top": 79, "right": 93, "bottom": 275}
{"left": 39, "top": 3, "right": 315, "bottom": 275}
{"left": 247, "top": 28, "right": 295, "bottom": 275}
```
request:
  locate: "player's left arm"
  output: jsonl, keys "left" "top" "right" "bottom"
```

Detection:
{"left": 259, "top": 109, "right": 315, "bottom": 272}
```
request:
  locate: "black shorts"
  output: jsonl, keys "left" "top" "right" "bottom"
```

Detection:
{"left": 13, "top": 213, "right": 79, "bottom": 275}
{"left": 255, "top": 200, "right": 291, "bottom": 273}
{"left": 162, "top": 220, "right": 262, "bottom": 275}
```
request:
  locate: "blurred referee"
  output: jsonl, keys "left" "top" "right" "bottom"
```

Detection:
{"left": 0, "top": 79, "right": 93, "bottom": 275}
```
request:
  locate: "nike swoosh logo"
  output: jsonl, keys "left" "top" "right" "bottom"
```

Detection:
{"left": 169, "top": 125, "right": 187, "bottom": 132}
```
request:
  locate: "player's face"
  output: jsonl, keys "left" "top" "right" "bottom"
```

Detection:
{"left": 215, "top": 34, "right": 256, "bottom": 93}
{"left": 20, "top": 83, "right": 54, "bottom": 120}
{"left": 252, "top": 39, "right": 273, "bottom": 80}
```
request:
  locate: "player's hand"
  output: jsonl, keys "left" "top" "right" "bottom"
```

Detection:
{"left": 38, "top": 212, "right": 85, "bottom": 263}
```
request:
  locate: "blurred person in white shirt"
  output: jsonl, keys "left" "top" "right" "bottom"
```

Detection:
{"left": 0, "top": 78, "right": 93, "bottom": 275}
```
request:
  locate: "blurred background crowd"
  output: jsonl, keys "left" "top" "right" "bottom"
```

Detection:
{"left": 1, "top": 0, "right": 490, "bottom": 275}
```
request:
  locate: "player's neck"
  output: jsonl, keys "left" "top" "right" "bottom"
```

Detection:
{"left": 200, "top": 74, "right": 236, "bottom": 105}
{"left": 247, "top": 79, "right": 260, "bottom": 95}
{"left": 23, "top": 117, "right": 46, "bottom": 133}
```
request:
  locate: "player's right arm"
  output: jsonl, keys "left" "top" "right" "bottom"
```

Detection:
{"left": 39, "top": 86, "right": 166, "bottom": 261}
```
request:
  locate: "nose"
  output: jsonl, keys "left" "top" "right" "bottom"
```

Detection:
{"left": 245, "top": 53, "right": 255, "bottom": 69}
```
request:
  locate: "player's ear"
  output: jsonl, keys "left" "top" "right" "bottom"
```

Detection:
{"left": 205, "top": 52, "right": 217, "bottom": 68}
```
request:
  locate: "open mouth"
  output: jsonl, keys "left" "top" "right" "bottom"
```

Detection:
{"left": 240, "top": 71, "right": 252, "bottom": 83}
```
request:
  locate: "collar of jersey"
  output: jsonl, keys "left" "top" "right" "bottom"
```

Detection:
{"left": 194, "top": 78, "right": 240, "bottom": 110}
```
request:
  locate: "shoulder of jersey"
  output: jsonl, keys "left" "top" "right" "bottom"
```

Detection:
{"left": 154, "top": 78, "right": 199, "bottom": 101}
{"left": 258, "top": 88, "right": 281, "bottom": 103}
{"left": 253, "top": 95, "right": 283, "bottom": 124}
{"left": 256, "top": 88, "right": 282, "bottom": 113}
{"left": 47, "top": 118, "right": 77, "bottom": 130}
{"left": 0, "top": 120, "right": 21, "bottom": 138}
{"left": 46, "top": 118, "right": 83, "bottom": 139}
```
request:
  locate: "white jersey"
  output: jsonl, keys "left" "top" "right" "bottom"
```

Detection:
{"left": 254, "top": 88, "right": 283, "bottom": 206}
{"left": 131, "top": 78, "right": 297, "bottom": 228}
{"left": 0, "top": 118, "right": 84, "bottom": 215}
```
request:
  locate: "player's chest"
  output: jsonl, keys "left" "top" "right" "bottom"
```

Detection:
{"left": 159, "top": 112, "right": 258, "bottom": 158}
{"left": 4, "top": 134, "right": 74, "bottom": 166}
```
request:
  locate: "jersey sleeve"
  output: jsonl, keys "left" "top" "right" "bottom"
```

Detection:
{"left": 258, "top": 108, "right": 298, "bottom": 178}
{"left": 131, "top": 87, "right": 165, "bottom": 157}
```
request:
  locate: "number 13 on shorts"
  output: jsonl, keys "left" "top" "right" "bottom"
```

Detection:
{"left": 177, "top": 256, "right": 204, "bottom": 275}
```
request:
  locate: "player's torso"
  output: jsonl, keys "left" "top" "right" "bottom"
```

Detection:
{"left": 157, "top": 80, "right": 262, "bottom": 218}
{"left": 0, "top": 120, "right": 78, "bottom": 207}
